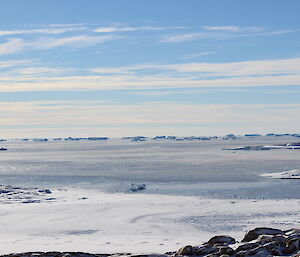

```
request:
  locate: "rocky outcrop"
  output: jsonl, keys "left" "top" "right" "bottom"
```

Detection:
{"left": 207, "top": 235, "right": 236, "bottom": 245}
{"left": 241, "top": 227, "right": 284, "bottom": 242}
{"left": 173, "top": 227, "right": 300, "bottom": 257}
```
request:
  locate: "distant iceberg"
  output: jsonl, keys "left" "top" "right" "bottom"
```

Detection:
{"left": 261, "top": 169, "right": 300, "bottom": 179}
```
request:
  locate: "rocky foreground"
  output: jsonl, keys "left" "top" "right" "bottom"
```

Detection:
{"left": 1, "top": 227, "right": 300, "bottom": 257}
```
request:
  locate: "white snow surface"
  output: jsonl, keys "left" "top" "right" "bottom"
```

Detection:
{"left": 0, "top": 138, "right": 300, "bottom": 254}
{"left": 0, "top": 188, "right": 300, "bottom": 254}
{"left": 261, "top": 169, "right": 300, "bottom": 179}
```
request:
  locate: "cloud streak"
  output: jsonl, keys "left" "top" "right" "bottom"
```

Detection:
{"left": 0, "top": 38, "right": 25, "bottom": 55}
{"left": 201, "top": 25, "right": 263, "bottom": 32}
{"left": 93, "top": 26, "right": 185, "bottom": 33}
{"left": 33, "top": 35, "right": 117, "bottom": 49}
{"left": 181, "top": 51, "right": 216, "bottom": 59}
{"left": 1, "top": 58, "right": 300, "bottom": 92}
{"left": 0, "top": 26, "right": 87, "bottom": 36}
{"left": 160, "top": 25, "right": 296, "bottom": 43}
{"left": 0, "top": 35, "right": 119, "bottom": 55}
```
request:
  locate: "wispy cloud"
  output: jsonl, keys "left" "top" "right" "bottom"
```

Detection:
{"left": 90, "top": 64, "right": 156, "bottom": 74}
{"left": 162, "top": 58, "right": 300, "bottom": 76}
{"left": 33, "top": 35, "right": 117, "bottom": 49}
{"left": 0, "top": 34, "right": 119, "bottom": 56}
{"left": 0, "top": 38, "right": 25, "bottom": 55}
{"left": 159, "top": 30, "right": 248, "bottom": 43}
{"left": 90, "top": 57, "right": 300, "bottom": 78}
{"left": 1, "top": 58, "right": 300, "bottom": 92}
{"left": 93, "top": 26, "right": 185, "bottom": 33}
{"left": 181, "top": 51, "right": 216, "bottom": 59}
{"left": 0, "top": 59, "right": 30, "bottom": 69}
{"left": 202, "top": 26, "right": 297, "bottom": 37}
{"left": 160, "top": 25, "right": 295, "bottom": 43}
{"left": 202, "top": 25, "right": 263, "bottom": 32}
{"left": 11, "top": 67, "right": 72, "bottom": 77}
{"left": 263, "top": 29, "right": 297, "bottom": 36}
{"left": 47, "top": 23, "right": 85, "bottom": 27}
{"left": 160, "top": 32, "right": 206, "bottom": 43}
{"left": 0, "top": 26, "right": 87, "bottom": 36}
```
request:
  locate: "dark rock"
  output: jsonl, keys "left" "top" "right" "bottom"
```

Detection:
{"left": 263, "top": 241, "right": 281, "bottom": 252}
{"left": 174, "top": 245, "right": 194, "bottom": 256}
{"left": 236, "top": 242, "right": 260, "bottom": 252}
{"left": 129, "top": 184, "right": 146, "bottom": 192}
{"left": 253, "top": 250, "right": 270, "bottom": 257}
{"left": 241, "top": 227, "right": 284, "bottom": 242}
{"left": 255, "top": 235, "right": 273, "bottom": 244}
{"left": 207, "top": 235, "right": 236, "bottom": 246}
{"left": 216, "top": 246, "right": 234, "bottom": 255}
{"left": 235, "top": 250, "right": 248, "bottom": 257}
{"left": 285, "top": 228, "right": 300, "bottom": 237}
{"left": 294, "top": 250, "right": 300, "bottom": 257}
{"left": 38, "top": 189, "right": 52, "bottom": 194}
{"left": 271, "top": 234, "right": 286, "bottom": 244}
{"left": 43, "top": 252, "right": 63, "bottom": 256}
{"left": 284, "top": 237, "right": 300, "bottom": 254}
{"left": 247, "top": 246, "right": 269, "bottom": 256}
{"left": 193, "top": 244, "right": 218, "bottom": 256}
{"left": 269, "top": 247, "right": 282, "bottom": 256}
{"left": 164, "top": 252, "right": 176, "bottom": 255}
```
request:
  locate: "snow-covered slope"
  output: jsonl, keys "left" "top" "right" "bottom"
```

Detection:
{"left": 0, "top": 188, "right": 300, "bottom": 254}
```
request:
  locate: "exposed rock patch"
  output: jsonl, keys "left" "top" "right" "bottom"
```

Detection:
{"left": 173, "top": 227, "right": 300, "bottom": 256}
{"left": 0, "top": 185, "right": 54, "bottom": 204}
{"left": 241, "top": 227, "right": 284, "bottom": 242}
{"left": 207, "top": 235, "right": 236, "bottom": 245}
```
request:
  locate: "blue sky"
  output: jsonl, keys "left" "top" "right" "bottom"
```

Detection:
{"left": 0, "top": 0, "right": 300, "bottom": 138}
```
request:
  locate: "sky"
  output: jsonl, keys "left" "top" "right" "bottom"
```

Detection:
{"left": 0, "top": 0, "right": 300, "bottom": 138}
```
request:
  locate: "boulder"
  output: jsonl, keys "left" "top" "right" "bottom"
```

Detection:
{"left": 255, "top": 235, "right": 274, "bottom": 245}
{"left": 216, "top": 246, "right": 235, "bottom": 255}
{"left": 262, "top": 241, "right": 282, "bottom": 253}
{"left": 294, "top": 250, "right": 300, "bottom": 257}
{"left": 207, "top": 235, "right": 236, "bottom": 245}
{"left": 236, "top": 242, "right": 260, "bottom": 252}
{"left": 241, "top": 227, "right": 284, "bottom": 242}
{"left": 285, "top": 228, "right": 300, "bottom": 237}
{"left": 236, "top": 250, "right": 247, "bottom": 257}
{"left": 284, "top": 237, "right": 300, "bottom": 255}
{"left": 269, "top": 247, "right": 282, "bottom": 256}
{"left": 253, "top": 249, "right": 271, "bottom": 257}
{"left": 174, "top": 245, "right": 194, "bottom": 256}
{"left": 247, "top": 246, "right": 269, "bottom": 256}
{"left": 193, "top": 244, "right": 218, "bottom": 256}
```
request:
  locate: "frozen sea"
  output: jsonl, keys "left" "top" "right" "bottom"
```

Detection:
{"left": 0, "top": 136, "right": 300, "bottom": 254}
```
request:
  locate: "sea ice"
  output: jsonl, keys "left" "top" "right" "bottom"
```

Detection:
{"left": 261, "top": 169, "right": 300, "bottom": 179}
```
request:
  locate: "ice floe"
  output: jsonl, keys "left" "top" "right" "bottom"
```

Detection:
{"left": 261, "top": 169, "right": 300, "bottom": 179}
